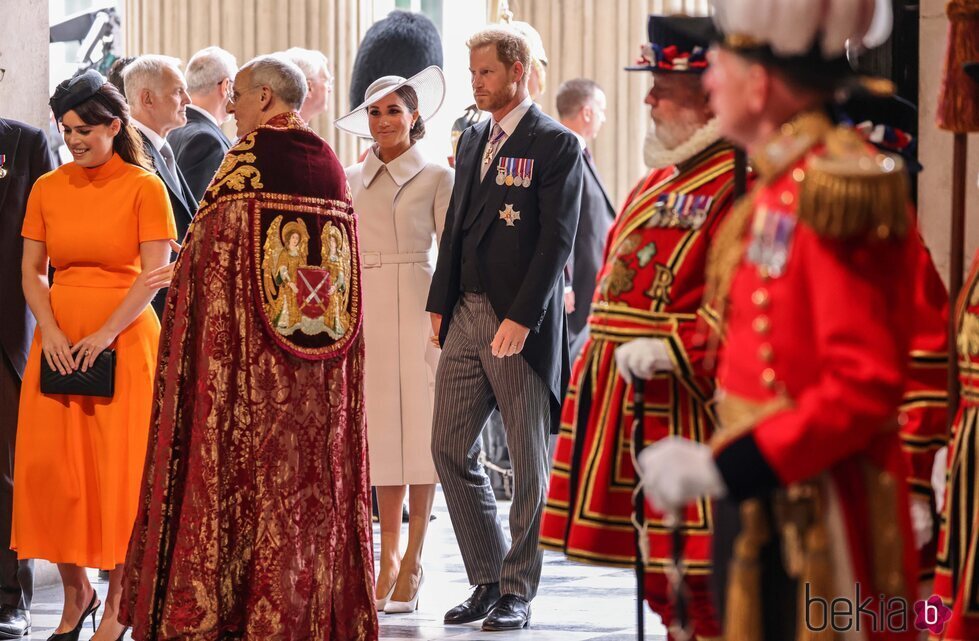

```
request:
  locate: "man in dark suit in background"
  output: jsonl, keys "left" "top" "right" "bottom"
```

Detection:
{"left": 168, "top": 47, "right": 236, "bottom": 202}
{"left": 124, "top": 55, "right": 195, "bottom": 240}
{"left": 555, "top": 79, "right": 615, "bottom": 360}
{"left": 123, "top": 55, "right": 196, "bottom": 316}
{"left": 0, "top": 117, "right": 55, "bottom": 639}
{"left": 427, "top": 26, "right": 582, "bottom": 632}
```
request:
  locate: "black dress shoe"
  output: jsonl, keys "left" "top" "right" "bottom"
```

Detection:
{"left": 443, "top": 582, "right": 501, "bottom": 624}
{"left": 482, "top": 594, "right": 530, "bottom": 631}
{"left": 0, "top": 605, "right": 29, "bottom": 639}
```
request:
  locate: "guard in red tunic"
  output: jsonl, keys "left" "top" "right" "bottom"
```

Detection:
{"left": 541, "top": 16, "right": 734, "bottom": 639}
{"left": 841, "top": 92, "right": 951, "bottom": 585}
{"left": 639, "top": 2, "right": 926, "bottom": 640}
{"left": 936, "top": 256, "right": 979, "bottom": 641}
{"left": 932, "top": 58, "right": 979, "bottom": 641}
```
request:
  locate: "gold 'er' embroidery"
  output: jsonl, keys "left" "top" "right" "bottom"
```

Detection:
{"left": 262, "top": 215, "right": 351, "bottom": 339}
{"left": 958, "top": 312, "right": 979, "bottom": 357}
{"left": 645, "top": 264, "right": 674, "bottom": 308}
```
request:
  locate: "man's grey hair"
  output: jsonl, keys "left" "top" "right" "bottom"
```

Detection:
{"left": 185, "top": 46, "right": 238, "bottom": 95}
{"left": 281, "top": 47, "right": 330, "bottom": 80}
{"left": 122, "top": 54, "right": 183, "bottom": 106}
{"left": 556, "top": 78, "right": 601, "bottom": 119}
{"left": 240, "top": 55, "right": 307, "bottom": 110}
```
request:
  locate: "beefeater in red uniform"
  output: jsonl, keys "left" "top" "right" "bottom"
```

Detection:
{"left": 932, "top": 58, "right": 979, "bottom": 641}
{"left": 541, "top": 15, "right": 735, "bottom": 640}
{"left": 935, "top": 252, "right": 979, "bottom": 641}
{"left": 638, "top": 2, "right": 930, "bottom": 639}
{"left": 841, "top": 92, "right": 951, "bottom": 584}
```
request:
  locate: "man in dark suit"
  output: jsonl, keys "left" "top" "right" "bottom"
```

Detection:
{"left": 123, "top": 55, "right": 196, "bottom": 316}
{"left": 124, "top": 55, "right": 196, "bottom": 240}
{"left": 0, "top": 117, "right": 55, "bottom": 638}
{"left": 555, "top": 78, "right": 615, "bottom": 359}
{"left": 168, "top": 47, "right": 236, "bottom": 202}
{"left": 427, "top": 26, "right": 582, "bottom": 632}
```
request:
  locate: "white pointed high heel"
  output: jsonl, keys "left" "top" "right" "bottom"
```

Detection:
{"left": 375, "top": 580, "right": 396, "bottom": 611}
{"left": 384, "top": 566, "right": 424, "bottom": 614}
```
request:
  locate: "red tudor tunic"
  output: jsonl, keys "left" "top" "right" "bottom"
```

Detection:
{"left": 709, "top": 115, "right": 919, "bottom": 641}
{"left": 899, "top": 240, "right": 949, "bottom": 583}
{"left": 933, "top": 253, "right": 979, "bottom": 641}
{"left": 542, "top": 142, "right": 735, "bottom": 584}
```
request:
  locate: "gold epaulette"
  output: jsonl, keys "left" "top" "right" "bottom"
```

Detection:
{"left": 797, "top": 126, "right": 910, "bottom": 240}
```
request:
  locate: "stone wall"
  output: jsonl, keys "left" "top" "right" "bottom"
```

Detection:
{"left": 0, "top": 1, "right": 50, "bottom": 130}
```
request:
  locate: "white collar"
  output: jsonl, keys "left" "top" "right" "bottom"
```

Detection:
{"left": 361, "top": 144, "right": 427, "bottom": 188}
{"left": 132, "top": 119, "right": 166, "bottom": 151}
{"left": 643, "top": 118, "right": 722, "bottom": 169}
{"left": 572, "top": 131, "right": 587, "bottom": 150}
{"left": 491, "top": 94, "right": 533, "bottom": 138}
{"left": 187, "top": 103, "right": 220, "bottom": 127}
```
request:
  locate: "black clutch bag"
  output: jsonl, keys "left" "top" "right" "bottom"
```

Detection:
{"left": 40, "top": 349, "right": 116, "bottom": 398}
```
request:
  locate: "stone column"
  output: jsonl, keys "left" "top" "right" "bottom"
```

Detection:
{"left": 0, "top": 2, "right": 50, "bottom": 131}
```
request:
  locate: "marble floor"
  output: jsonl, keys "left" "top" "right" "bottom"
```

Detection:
{"left": 25, "top": 490, "right": 667, "bottom": 640}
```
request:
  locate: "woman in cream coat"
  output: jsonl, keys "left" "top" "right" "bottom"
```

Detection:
{"left": 336, "top": 66, "right": 452, "bottom": 615}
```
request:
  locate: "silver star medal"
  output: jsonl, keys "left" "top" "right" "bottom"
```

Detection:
{"left": 499, "top": 204, "right": 521, "bottom": 227}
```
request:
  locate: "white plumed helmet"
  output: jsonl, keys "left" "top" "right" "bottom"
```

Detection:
{"left": 712, "top": 0, "right": 892, "bottom": 60}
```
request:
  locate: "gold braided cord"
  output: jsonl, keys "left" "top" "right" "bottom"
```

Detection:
{"left": 723, "top": 500, "right": 769, "bottom": 641}
{"left": 703, "top": 188, "right": 758, "bottom": 325}
{"left": 798, "top": 162, "right": 910, "bottom": 240}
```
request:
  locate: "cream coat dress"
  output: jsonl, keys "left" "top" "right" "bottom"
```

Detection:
{"left": 346, "top": 145, "right": 453, "bottom": 486}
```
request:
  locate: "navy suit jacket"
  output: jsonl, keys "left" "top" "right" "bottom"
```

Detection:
{"left": 0, "top": 118, "right": 56, "bottom": 378}
{"left": 139, "top": 131, "right": 197, "bottom": 316}
{"left": 139, "top": 131, "right": 196, "bottom": 241}
{"left": 567, "top": 151, "right": 615, "bottom": 357}
{"left": 427, "top": 104, "right": 583, "bottom": 432}
{"left": 168, "top": 108, "right": 231, "bottom": 202}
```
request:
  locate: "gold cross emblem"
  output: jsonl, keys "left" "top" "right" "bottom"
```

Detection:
{"left": 499, "top": 204, "right": 521, "bottom": 227}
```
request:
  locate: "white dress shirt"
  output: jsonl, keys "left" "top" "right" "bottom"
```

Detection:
{"left": 480, "top": 94, "right": 534, "bottom": 179}
{"left": 132, "top": 119, "right": 176, "bottom": 177}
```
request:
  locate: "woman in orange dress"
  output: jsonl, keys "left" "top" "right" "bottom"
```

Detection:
{"left": 13, "top": 70, "right": 176, "bottom": 641}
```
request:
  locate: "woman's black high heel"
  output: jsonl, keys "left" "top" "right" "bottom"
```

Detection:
{"left": 115, "top": 626, "right": 131, "bottom": 640}
{"left": 47, "top": 591, "right": 100, "bottom": 641}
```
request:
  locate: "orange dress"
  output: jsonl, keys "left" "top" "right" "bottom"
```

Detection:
{"left": 12, "top": 152, "right": 176, "bottom": 569}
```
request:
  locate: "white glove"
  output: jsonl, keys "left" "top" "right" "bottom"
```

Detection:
{"left": 637, "top": 436, "right": 727, "bottom": 513}
{"left": 614, "top": 338, "right": 675, "bottom": 384}
{"left": 909, "top": 495, "right": 934, "bottom": 550}
{"left": 931, "top": 446, "right": 948, "bottom": 515}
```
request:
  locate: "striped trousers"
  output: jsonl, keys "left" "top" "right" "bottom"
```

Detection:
{"left": 431, "top": 293, "right": 551, "bottom": 601}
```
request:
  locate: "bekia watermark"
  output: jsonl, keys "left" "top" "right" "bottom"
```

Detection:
{"left": 805, "top": 584, "right": 952, "bottom": 634}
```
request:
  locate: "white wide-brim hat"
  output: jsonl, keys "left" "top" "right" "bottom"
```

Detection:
{"left": 334, "top": 65, "right": 446, "bottom": 139}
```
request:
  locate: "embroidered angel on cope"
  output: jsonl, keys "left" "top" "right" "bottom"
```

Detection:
{"left": 263, "top": 216, "right": 310, "bottom": 335}
{"left": 262, "top": 215, "right": 352, "bottom": 339}
{"left": 321, "top": 222, "right": 351, "bottom": 340}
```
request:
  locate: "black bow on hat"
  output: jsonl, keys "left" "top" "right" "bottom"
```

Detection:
{"left": 50, "top": 69, "right": 107, "bottom": 120}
